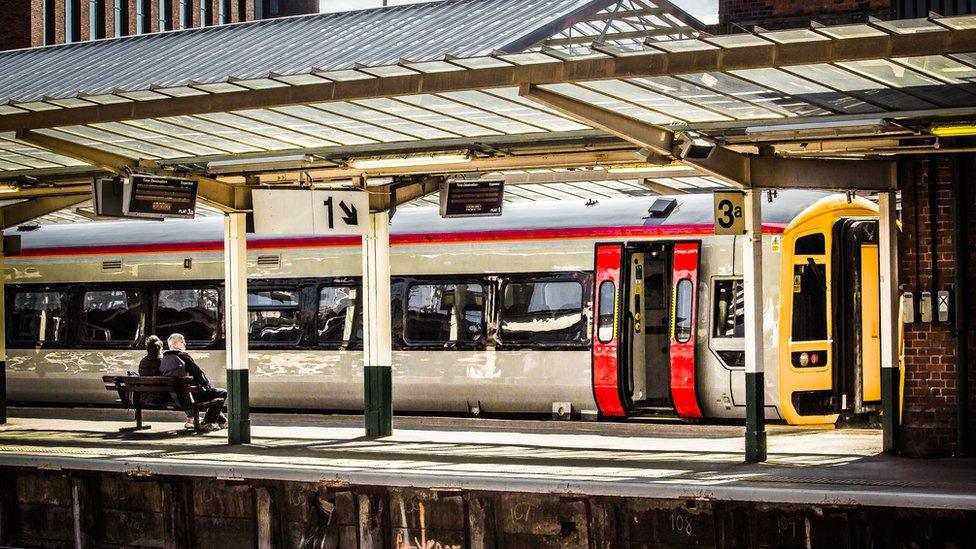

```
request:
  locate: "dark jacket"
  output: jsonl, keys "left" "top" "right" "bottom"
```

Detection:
{"left": 160, "top": 350, "right": 213, "bottom": 391}
{"left": 137, "top": 354, "right": 170, "bottom": 406}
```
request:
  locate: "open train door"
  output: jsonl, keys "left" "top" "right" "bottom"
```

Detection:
{"left": 592, "top": 241, "right": 704, "bottom": 419}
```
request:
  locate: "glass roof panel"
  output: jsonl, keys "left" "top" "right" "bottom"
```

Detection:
{"left": 356, "top": 97, "right": 500, "bottom": 137}
{"left": 682, "top": 72, "right": 830, "bottom": 117}
{"left": 0, "top": 138, "right": 87, "bottom": 166}
{"left": 783, "top": 64, "right": 935, "bottom": 110}
{"left": 402, "top": 60, "right": 464, "bottom": 73}
{"left": 153, "top": 86, "right": 211, "bottom": 97}
{"left": 874, "top": 18, "right": 946, "bottom": 34}
{"left": 80, "top": 94, "right": 133, "bottom": 105}
{"left": 396, "top": 94, "right": 536, "bottom": 135}
{"left": 0, "top": 147, "right": 58, "bottom": 169}
{"left": 470, "top": 88, "right": 590, "bottom": 131}
{"left": 630, "top": 76, "right": 783, "bottom": 120}
{"left": 838, "top": 59, "right": 976, "bottom": 106}
{"left": 496, "top": 52, "right": 558, "bottom": 65}
{"left": 272, "top": 74, "right": 329, "bottom": 86}
{"left": 228, "top": 79, "right": 290, "bottom": 90}
{"left": 15, "top": 101, "right": 62, "bottom": 112}
{"left": 45, "top": 97, "right": 95, "bottom": 108}
{"left": 314, "top": 102, "right": 455, "bottom": 140}
{"left": 229, "top": 108, "right": 375, "bottom": 146}
{"left": 447, "top": 56, "right": 513, "bottom": 69}
{"left": 651, "top": 39, "right": 718, "bottom": 53}
{"left": 312, "top": 69, "right": 373, "bottom": 82}
{"left": 761, "top": 29, "right": 830, "bottom": 44}
{"left": 0, "top": 105, "right": 27, "bottom": 115}
{"left": 730, "top": 67, "right": 880, "bottom": 114}
{"left": 44, "top": 126, "right": 177, "bottom": 159}
{"left": 357, "top": 65, "right": 419, "bottom": 78}
{"left": 897, "top": 55, "right": 976, "bottom": 85}
{"left": 191, "top": 82, "right": 247, "bottom": 94}
{"left": 276, "top": 104, "right": 415, "bottom": 143}
{"left": 580, "top": 79, "right": 731, "bottom": 123}
{"left": 539, "top": 83, "right": 677, "bottom": 124}
{"left": 121, "top": 118, "right": 262, "bottom": 154}
{"left": 815, "top": 24, "right": 887, "bottom": 39}
{"left": 703, "top": 34, "right": 771, "bottom": 48}
{"left": 0, "top": 159, "right": 34, "bottom": 171}
{"left": 92, "top": 121, "right": 228, "bottom": 156}
{"left": 937, "top": 15, "right": 976, "bottom": 30}
{"left": 160, "top": 115, "right": 291, "bottom": 151}
{"left": 197, "top": 112, "right": 337, "bottom": 149}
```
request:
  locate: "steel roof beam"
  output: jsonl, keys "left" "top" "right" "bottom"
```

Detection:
{"left": 520, "top": 84, "right": 898, "bottom": 190}
{"left": 2, "top": 25, "right": 975, "bottom": 132}
{"left": 16, "top": 130, "right": 251, "bottom": 212}
{"left": 1, "top": 195, "right": 88, "bottom": 228}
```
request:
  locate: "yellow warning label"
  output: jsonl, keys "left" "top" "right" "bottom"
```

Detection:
{"left": 771, "top": 235, "right": 781, "bottom": 253}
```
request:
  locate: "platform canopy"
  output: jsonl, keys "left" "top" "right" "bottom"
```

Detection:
{"left": 0, "top": 0, "right": 975, "bottom": 215}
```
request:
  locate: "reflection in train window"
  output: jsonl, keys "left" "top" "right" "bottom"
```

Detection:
{"left": 674, "top": 279, "right": 694, "bottom": 343}
{"left": 318, "top": 286, "right": 362, "bottom": 347}
{"left": 500, "top": 281, "right": 585, "bottom": 345}
{"left": 713, "top": 280, "right": 744, "bottom": 338}
{"left": 81, "top": 290, "right": 143, "bottom": 344}
{"left": 10, "top": 291, "right": 70, "bottom": 345}
{"left": 247, "top": 290, "right": 300, "bottom": 344}
{"left": 597, "top": 281, "right": 616, "bottom": 343}
{"left": 792, "top": 263, "right": 828, "bottom": 341}
{"left": 404, "top": 283, "right": 484, "bottom": 346}
{"left": 156, "top": 288, "right": 219, "bottom": 344}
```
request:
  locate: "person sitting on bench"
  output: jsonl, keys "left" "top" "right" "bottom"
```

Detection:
{"left": 160, "top": 333, "right": 228, "bottom": 432}
{"left": 138, "top": 335, "right": 197, "bottom": 430}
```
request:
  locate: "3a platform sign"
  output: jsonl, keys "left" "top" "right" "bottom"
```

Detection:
{"left": 713, "top": 190, "right": 746, "bottom": 235}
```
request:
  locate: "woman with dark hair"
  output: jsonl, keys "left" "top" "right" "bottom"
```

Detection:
{"left": 138, "top": 335, "right": 164, "bottom": 376}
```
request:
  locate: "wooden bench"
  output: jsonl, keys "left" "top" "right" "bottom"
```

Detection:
{"left": 101, "top": 375, "right": 225, "bottom": 433}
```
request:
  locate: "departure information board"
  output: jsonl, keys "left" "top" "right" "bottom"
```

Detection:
{"left": 439, "top": 179, "right": 504, "bottom": 218}
{"left": 123, "top": 174, "right": 198, "bottom": 219}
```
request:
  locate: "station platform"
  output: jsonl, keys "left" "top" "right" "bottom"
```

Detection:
{"left": 1, "top": 407, "right": 973, "bottom": 510}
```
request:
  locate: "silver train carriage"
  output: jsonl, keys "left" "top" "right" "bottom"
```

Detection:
{"left": 2, "top": 190, "right": 883, "bottom": 424}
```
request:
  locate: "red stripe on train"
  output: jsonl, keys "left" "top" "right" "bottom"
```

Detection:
{"left": 15, "top": 223, "right": 787, "bottom": 258}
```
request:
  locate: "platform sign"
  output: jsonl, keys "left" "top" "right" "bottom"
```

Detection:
{"left": 123, "top": 174, "right": 198, "bottom": 219}
{"left": 252, "top": 188, "right": 369, "bottom": 235}
{"left": 440, "top": 179, "right": 504, "bottom": 218}
{"left": 713, "top": 190, "right": 745, "bottom": 235}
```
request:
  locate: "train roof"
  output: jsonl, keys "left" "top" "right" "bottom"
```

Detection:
{"left": 7, "top": 191, "right": 834, "bottom": 250}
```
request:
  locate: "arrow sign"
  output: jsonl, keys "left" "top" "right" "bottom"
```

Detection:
{"left": 339, "top": 200, "right": 359, "bottom": 226}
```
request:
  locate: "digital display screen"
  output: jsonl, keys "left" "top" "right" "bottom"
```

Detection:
{"left": 124, "top": 174, "right": 198, "bottom": 219}
{"left": 439, "top": 179, "right": 504, "bottom": 218}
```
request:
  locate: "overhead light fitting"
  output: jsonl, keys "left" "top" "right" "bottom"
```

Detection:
{"left": 606, "top": 165, "right": 696, "bottom": 175}
{"left": 931, "top": 124, "right": 976, "bottom": 137}
{"left": 349, "top": 153, "right": 471, "bottom": 170}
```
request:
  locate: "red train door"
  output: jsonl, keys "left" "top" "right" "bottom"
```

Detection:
{"left": 669, "top": 242, "right": 704, "bottom": 418}
{"left": 593, "top": 241, "right": 703, "bottom": 419}
{"left": 593, "top": 243, "right": 626, "bottom": 417}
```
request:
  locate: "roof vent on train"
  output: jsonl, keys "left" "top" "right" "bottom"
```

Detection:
{"left": 257, "top": 255, "right": 281, "bottom": 268}
{"left": 646, "top": 198, "right": 678, "bottom": 218}
{"left": 101, "top": 259, "right": 123, "bottom": 271}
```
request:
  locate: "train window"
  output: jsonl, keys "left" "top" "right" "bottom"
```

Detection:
{"left": 81, "top": 290, "right": 143, "bottom": 344}
{"left": 674, "top": 279, "right": 694, "bottom": 343}
{"left": 795, "top": 233, "right": 826, "bottom": 255}
{"left": 247, "top": 290, "right": 300, "bottom": 344}
{"left": 791, "top": 263, "right": 828, "bottom": 341}
{"left": 597, "top": 281, "right": 616, "bottom": 343}
{"left": 317, "top": 286, "right": 362, "bottom": 347}
{"left": 404, "top": 283, "right": 484, "bottom": 346}
{"left": 499, "top": 281, "right": 585, "bottom": 345}
{"left": 156, "top": 289, "right": 219, "bottom": 344}
{"left": 9, "top": 291, "right": 70, "bottom": 345}
{"left": 713, "top": 280, "right": 744, "bottom": 338}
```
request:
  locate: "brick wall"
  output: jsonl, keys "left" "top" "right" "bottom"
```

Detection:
{"left": 0, "top": 1, "right": 35, "bottom": 51}
{"left": 719, "top": 0, "right": 889, "bottom": 31}
{"left": 897, "top": 154, "right": 976, "bottom": 457}
{"left": 275, "top": 0, "right": 319, "bottom": 17}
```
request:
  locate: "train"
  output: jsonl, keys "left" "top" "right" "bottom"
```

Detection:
{"left": 2, "top": 189, "right": 886, "bottom": 425}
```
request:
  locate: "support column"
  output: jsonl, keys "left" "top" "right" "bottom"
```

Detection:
{"left": 879, "top": 191, "right": 900, "bottom": 453}
{"left": 744, "top": 189, "right": 766, "bottom": 463}
{"left": 0, "top": 220, "right": 6, "bottom": 426}
{"left": 224, "top": 212, "right": 250, "bottom": 444}
{"left": 362, "top": 211, "right": 393, "bottom": 437}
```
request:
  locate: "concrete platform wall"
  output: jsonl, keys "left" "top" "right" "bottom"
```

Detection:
{"left": 1, "top": 466, "right": 973, "bottom": 549}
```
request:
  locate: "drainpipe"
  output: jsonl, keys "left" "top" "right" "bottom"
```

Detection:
{"left": 953, "top": 155, "right": 970, "bottom": 457}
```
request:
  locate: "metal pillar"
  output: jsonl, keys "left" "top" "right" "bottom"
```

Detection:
{"left": 363, "top": 211, "right": 393, "bottom": 437}
{"left": 744, "top": 189, "right": 767, "bottom": 463}
{"left": 224, "top": 212, "right": 250, "bottom": 444}
{"left": 0, "top": 223, "right": 6, "bottom": 426}
{"left": 879, "top": 191, "right": 900, "bottom": 453}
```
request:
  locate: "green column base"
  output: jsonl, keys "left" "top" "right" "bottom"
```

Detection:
{"left": 882, "top": 367, "right": 900, "bottom": 454}
{"left": 227, "top": 368, "right": 250, "bottom": 445}
{"left": 745, "top": 371, "right": 767, "bottom": 463}
{"left": 365, "top": 365, "right": 392, "bottom": 437}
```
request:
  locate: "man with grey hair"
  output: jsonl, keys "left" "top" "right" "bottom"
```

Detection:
{"left": 160, "top": 333, "right": 228, "bottom": 432}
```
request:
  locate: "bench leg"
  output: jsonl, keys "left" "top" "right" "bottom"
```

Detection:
{"left": 119, "top": 403, "right": 151, "bottom": 433}
{"left": 193, "top": 411, "right": 200, "bottom": 433}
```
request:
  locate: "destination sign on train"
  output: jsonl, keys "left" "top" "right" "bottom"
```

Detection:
{"left": 123, "top": 174, "right": 198, "bottom": 219}
{"left": 440, "top": 179, "right": 505, "bottom": 218}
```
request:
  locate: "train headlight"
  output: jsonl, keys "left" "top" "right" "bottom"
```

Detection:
{"left": 799, "top": 352, "right": 810, "bottom": 367}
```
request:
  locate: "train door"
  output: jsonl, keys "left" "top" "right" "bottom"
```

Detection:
{"left": 833, "top": 219, "right": 882, "bottom": 416}
{"left": 592, "top": 241, "right": 703, "bottom": 418}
